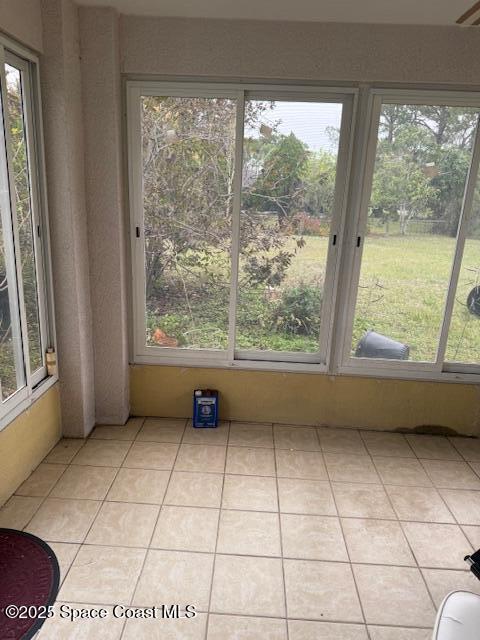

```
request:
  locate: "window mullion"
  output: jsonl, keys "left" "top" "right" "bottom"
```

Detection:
{"left": 227, "top": 91, "right": 245, "bottom": 362}
{"left": 318, "top": 93, "right": 356, "bottom": 366}
{"left": 30, "top": 57, "right": 57, "bottom": 363}
{"left": 332, "top": 88, "right": 380, "bottom": 372}
{"left": 20, "top": 56, "right": 48, "bottom": 377}
{"left": 127, "top": 86, "right": 146, "bottom": 360}
{"left": 436, "top": 114, "right": 480, "bottom": 368}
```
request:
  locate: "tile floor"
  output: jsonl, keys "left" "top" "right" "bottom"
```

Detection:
{"left": 1, "top": 418, "right": 480, "bottom": 639}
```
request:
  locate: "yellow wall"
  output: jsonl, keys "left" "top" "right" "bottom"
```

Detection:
{"left": 131, "top": 365, "right": 480, "bottom": 436}
{"left": 0, "top": 384, "right": 62, "bottom": 506}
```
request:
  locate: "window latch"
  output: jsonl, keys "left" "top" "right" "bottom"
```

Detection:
{"left": 356, "top": 236, "right": 361, "bottom": 248}
{"left": 135, "top": 226, "right": 140, "bottom": 238}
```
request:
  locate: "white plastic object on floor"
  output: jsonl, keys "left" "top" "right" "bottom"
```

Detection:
{"left": 433, "top": 591, "right": 480, "bottom": 640}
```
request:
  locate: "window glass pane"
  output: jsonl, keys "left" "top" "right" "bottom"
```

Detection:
{"left": 0, "top": 210, "right": 24, "bottom": 400}
{"left": 351, "top": 103, "right": 479, "bottom": 362}
{"left": 446, "top": 172, "right": 480, "bottom": 363}
{"left": 141, "top": 96, "right": 236, "bottom": 350}
{"left": 0, "top": 84, "right": 25, "bottom": 400}
{"left": 236, "top": 100, "right": 343, "bottom": 354}
{"left": 6, "top": 63, "right": 43, "bottom": 373}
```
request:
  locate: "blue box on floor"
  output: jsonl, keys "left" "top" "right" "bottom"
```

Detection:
{"left": 193, "top": 389, "right": 219, "bottom": 428}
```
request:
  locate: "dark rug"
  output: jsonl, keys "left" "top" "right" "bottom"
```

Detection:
{"left": 0, "top": 528, "right": 60, "bottom": 639}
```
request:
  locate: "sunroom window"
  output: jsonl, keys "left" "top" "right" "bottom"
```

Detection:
{"left": 129, "top": 83, "right": 354, "bottom": 366}
{"left": 350, "top": 102, "right": 479, "bottom": 364}
{"left": 128, "top": 82, "right": 480, "bottom": 380}
{"left": 0, "top": 44, "right": 53, "bottom": 420}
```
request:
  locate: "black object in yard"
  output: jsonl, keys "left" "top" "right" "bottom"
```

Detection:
{"left": 467, "top": 286, "right": 480, "bottom": 317}
{"left": 355, "top": 330, "right": 409, "bottom": 360}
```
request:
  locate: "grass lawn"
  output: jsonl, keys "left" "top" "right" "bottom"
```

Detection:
{"left": 281, "top": 233, "right": 479, "bottom": 362}
{"left": 149, "top": 232, "right": 479, "bottom": 362}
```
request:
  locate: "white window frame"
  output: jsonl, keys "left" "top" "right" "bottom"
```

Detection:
{"left": 127, "top": 80, "right": 357, "bottom": 370}
{"left": 234, "top": 90, "right": 356, "bottom": 366}
{"left": 0, "top": 33, "right": 57, "bottom": 430}
{"left": 336, "top": 89, "right": 480, "bottom": 381}
{"left": 127, "top": 80, "right": 480, "bottom": 383}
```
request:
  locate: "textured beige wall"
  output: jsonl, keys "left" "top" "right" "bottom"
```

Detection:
{"left": 0, "top": 0, "right": 43, "bottom": 51}
{"left": 131, "top": 365, "right": 480, "bottom": 436}
{"left": 40, "top": 0, "right": 95, "bottom": 437}
{"left": 121, "top": 17, "right": 480, "bottom": 87}
{"left": 79, "top": 7, "right": 129, "bottom": 424}
{"left": 0, "top": 385, "right": 62, "bottom": 506}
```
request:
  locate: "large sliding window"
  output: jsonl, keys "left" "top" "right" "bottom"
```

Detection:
{"left": 341, "top": 91, "right": 480, "bottom": 378}
{"left": 0, "top": 40, "right": 54, "bottom": 423}
{"left": 128, "top": 82, "right": 480, "bottom": 381}
{"left": 129, "top": 83, "right": 354, "bottom": 366}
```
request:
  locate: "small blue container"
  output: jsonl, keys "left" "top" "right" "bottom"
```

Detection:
{"left": 193, "top": 389, "right": 219, "bottom": 428}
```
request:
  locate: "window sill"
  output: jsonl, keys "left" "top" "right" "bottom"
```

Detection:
{"left": 132, "top": 353, "right": 480, "bottom": 384}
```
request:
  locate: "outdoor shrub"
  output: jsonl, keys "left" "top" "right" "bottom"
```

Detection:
{"left": 236, "top": 287, "right": 276, "bottom": 330}
{"left": 272, "top": 283, "right": 322, "bottom": 336}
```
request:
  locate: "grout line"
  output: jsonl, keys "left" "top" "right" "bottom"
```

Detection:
{"left": 24, "top": 486, "right": 476, "bottom": 529}
{"left": 417, "top": 455, "right": 480, "bottom": 488}
{"left": 48, "top": 598, "right": 435, "bottom": 631}
{"left": 14, "top": 488, "right": 478, "bottom": 524}
{"left": 36, "top": 421, "right": 147, "bottom": 640}
{"left": 117, "top": 421, "right": 186, "bottom": 639}
{"left": 126, "top": 420, "right": 187, "bottom": 609}
{"left": 18, "top": 471, "right": 69, "bottom": 532}
{"left": 54, "top": 435, "right": 139, "bottom": 591}
{"left": 358, "top": 426, "right": 416, "bottom": 459}
{"left": 35, "top": 428, "right": 480, "bottom": 490}
{"left": 363, "top": 437, "right": 439, "bottom": 615}
{"left": 62, "top": 459, "right": 480, "bottom": 490}
{"left": 468, "top": 460, "right": 480, "bottom": 479}
{"left": 318, "top": 428, "right": 371, "bottom": 640}
{"left": 27, "top": 537, "right": 477, "bottom": 571}
{"left": 273, "top": 423, "right": 289, "bottom": 640}
{"left": 33, "top": 418, "right": 145, "bottom": 637}
{"left": 204, "top": 420, "right": 231, "bottom": 640}
{"left": 16, "top": 438, "right": 93, "bottom": 532}
{"left": 424, "top": 485, "right": 467, "bottom": 529}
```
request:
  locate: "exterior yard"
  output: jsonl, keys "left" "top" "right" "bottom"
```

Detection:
{"left": 149, "top": 232, "right": 480, "bottom": 362}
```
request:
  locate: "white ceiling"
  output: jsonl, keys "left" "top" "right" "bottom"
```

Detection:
{"left": 77, "top": 0, "right": 474, "bottom": 25}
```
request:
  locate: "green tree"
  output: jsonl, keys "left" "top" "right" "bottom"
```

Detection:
{"left": 302, "top": 149, "right": 338, "bottom": 217}
{"left": 244, "top": 132, "right": 309, "bottom": 228}
{"left": 371, "top": 104, "right": 478, "bottom": 236}
{"left": 371, "top": 150, "right": 435, "bottom": 234}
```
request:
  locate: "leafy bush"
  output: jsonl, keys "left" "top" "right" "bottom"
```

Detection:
{"left": 272, "top": 283, "right": 322, "bottom": 336}
{"left": 236, "top": 287, "right": 274, "bottom": 331}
